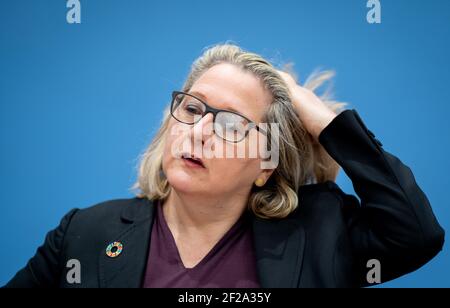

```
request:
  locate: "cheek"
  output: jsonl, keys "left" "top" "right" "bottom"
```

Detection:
{"left": 162, "top": 122, "right": 184, "bottom": 171}
{"left": 163, "top": 121, "right": 190, "bottom": 158}
{"left": 209, "top": 137, "right": 262, "bottom": 162}
{"left": 207, "top": 134, "right": 264, "bottom": 178}
{"left": 245, "top": 129, "right": 269, "bottom": 160}
{"left": 162, "top": 131, "right": 174, "bottom": 165}
{"left": 211, "top": 157, "right": 261, "bottom": 183}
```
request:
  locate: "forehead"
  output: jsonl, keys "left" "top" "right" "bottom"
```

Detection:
{"left": 189, "top": 63, "right": 272, "bottom": 122}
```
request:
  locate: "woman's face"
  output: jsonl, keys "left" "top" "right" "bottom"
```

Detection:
{"left": 162, "top": 63, "right": 274, "bottom": 197}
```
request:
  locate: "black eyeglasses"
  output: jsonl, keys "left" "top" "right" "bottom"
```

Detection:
{"left": 170, "top": 91, "right": 266, "bottom": 143}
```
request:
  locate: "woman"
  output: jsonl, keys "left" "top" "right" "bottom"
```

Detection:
{"left": 4, "top": 44, "right": 444, "bottom": 288}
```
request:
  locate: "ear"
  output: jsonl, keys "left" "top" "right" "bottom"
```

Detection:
{"left": 256, "top": 168, "right": 275, "bottom": 185}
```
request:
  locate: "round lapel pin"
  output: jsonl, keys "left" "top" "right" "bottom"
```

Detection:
{"left": 106, "top": 241, "right": 123, "bottom": 258}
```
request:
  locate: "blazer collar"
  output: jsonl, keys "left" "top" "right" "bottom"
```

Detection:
{"left": 99, "top": 197, "right": 155, "bottom": 288}
{"left": 99, "top": 197, "right": 306, "bottom": 288}
{"left": 251, "top": 214, "right": 305, "bottom": 288}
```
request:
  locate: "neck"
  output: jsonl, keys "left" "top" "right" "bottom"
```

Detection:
{"left": 161, "top": 188, "right": 249, "bottom": 241}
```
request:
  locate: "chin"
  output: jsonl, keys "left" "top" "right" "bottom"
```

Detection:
{"left": 165, "top": 169, "right": 204, "bottom": 194}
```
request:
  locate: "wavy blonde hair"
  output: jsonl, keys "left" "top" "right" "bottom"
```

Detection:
{"left": 131, "top": 43, "right": 348, "bottom": 219}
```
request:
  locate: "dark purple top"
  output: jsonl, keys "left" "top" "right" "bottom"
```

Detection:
{"left": 142, "top": 200, "right": 260, "bottom": 288}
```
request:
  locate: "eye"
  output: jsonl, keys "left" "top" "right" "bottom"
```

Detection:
{"left": 226, "top": 123, "right": 240, "bottom": 131}
{"left": 183, "top": 103, "right": 203, "bottom": 115}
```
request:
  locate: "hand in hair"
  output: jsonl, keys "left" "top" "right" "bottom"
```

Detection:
{"left": 277, "top": 70, "right": 337, "bottom": 142}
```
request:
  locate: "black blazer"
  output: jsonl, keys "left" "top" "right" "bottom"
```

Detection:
{"left": 4, "top": 109, "right": 445, "bottom": 288}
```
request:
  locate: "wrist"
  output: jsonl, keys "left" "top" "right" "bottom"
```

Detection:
{"left": 312, "top": 112, "right": 337, "bottom": 141}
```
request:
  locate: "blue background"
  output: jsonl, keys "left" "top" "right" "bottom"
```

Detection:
{"left": 1, "top": 0, "right": 449, "bottom": 287}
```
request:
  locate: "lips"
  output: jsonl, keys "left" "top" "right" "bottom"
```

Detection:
{"left": 181, "top": 153, "right": 206, "bottom": 168}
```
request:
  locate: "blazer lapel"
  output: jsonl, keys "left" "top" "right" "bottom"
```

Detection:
{"left": 99, "top": 198, "right": 155, "bottom": 288}
{"left": 252, "top": 215, "right": 305, "bottom": 288}
{"left": 98, "top": 197, "right": 306, "bottom": 288}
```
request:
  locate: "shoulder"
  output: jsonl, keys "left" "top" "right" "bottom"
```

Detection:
{"left": 296, "top": 180, "right": 344, "bottom": 205}
{"left": 290, "top": 180, "right": 359, "bottom": 220}
{"left": 66, "top": 196, "right": 153, "bottom": 235}
{"left": 74, "top": 197, "right": 146, "bottom": 217}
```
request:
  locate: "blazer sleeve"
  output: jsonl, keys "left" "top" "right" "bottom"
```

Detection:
{"left": 318, "top": 109, "right": 445, "bottom": 287}
{"left": 3, "top": 208, "right": 79, "bottom": 288}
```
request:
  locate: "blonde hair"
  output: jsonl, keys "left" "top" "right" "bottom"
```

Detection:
{"left": 131, "top": 43, "right": 348, "bottom": 219}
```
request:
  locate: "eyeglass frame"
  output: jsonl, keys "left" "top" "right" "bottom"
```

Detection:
{"left": 170, "top": 91, "right": 267, "bottom": 143}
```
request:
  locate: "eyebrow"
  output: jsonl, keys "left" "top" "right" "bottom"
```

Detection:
{"left": 188, "top": 90, "right": 243, "bottom": 115}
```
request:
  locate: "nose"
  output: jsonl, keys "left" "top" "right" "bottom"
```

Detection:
{"left": 191, "top": 112, "right": 214, "bottom": 145}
